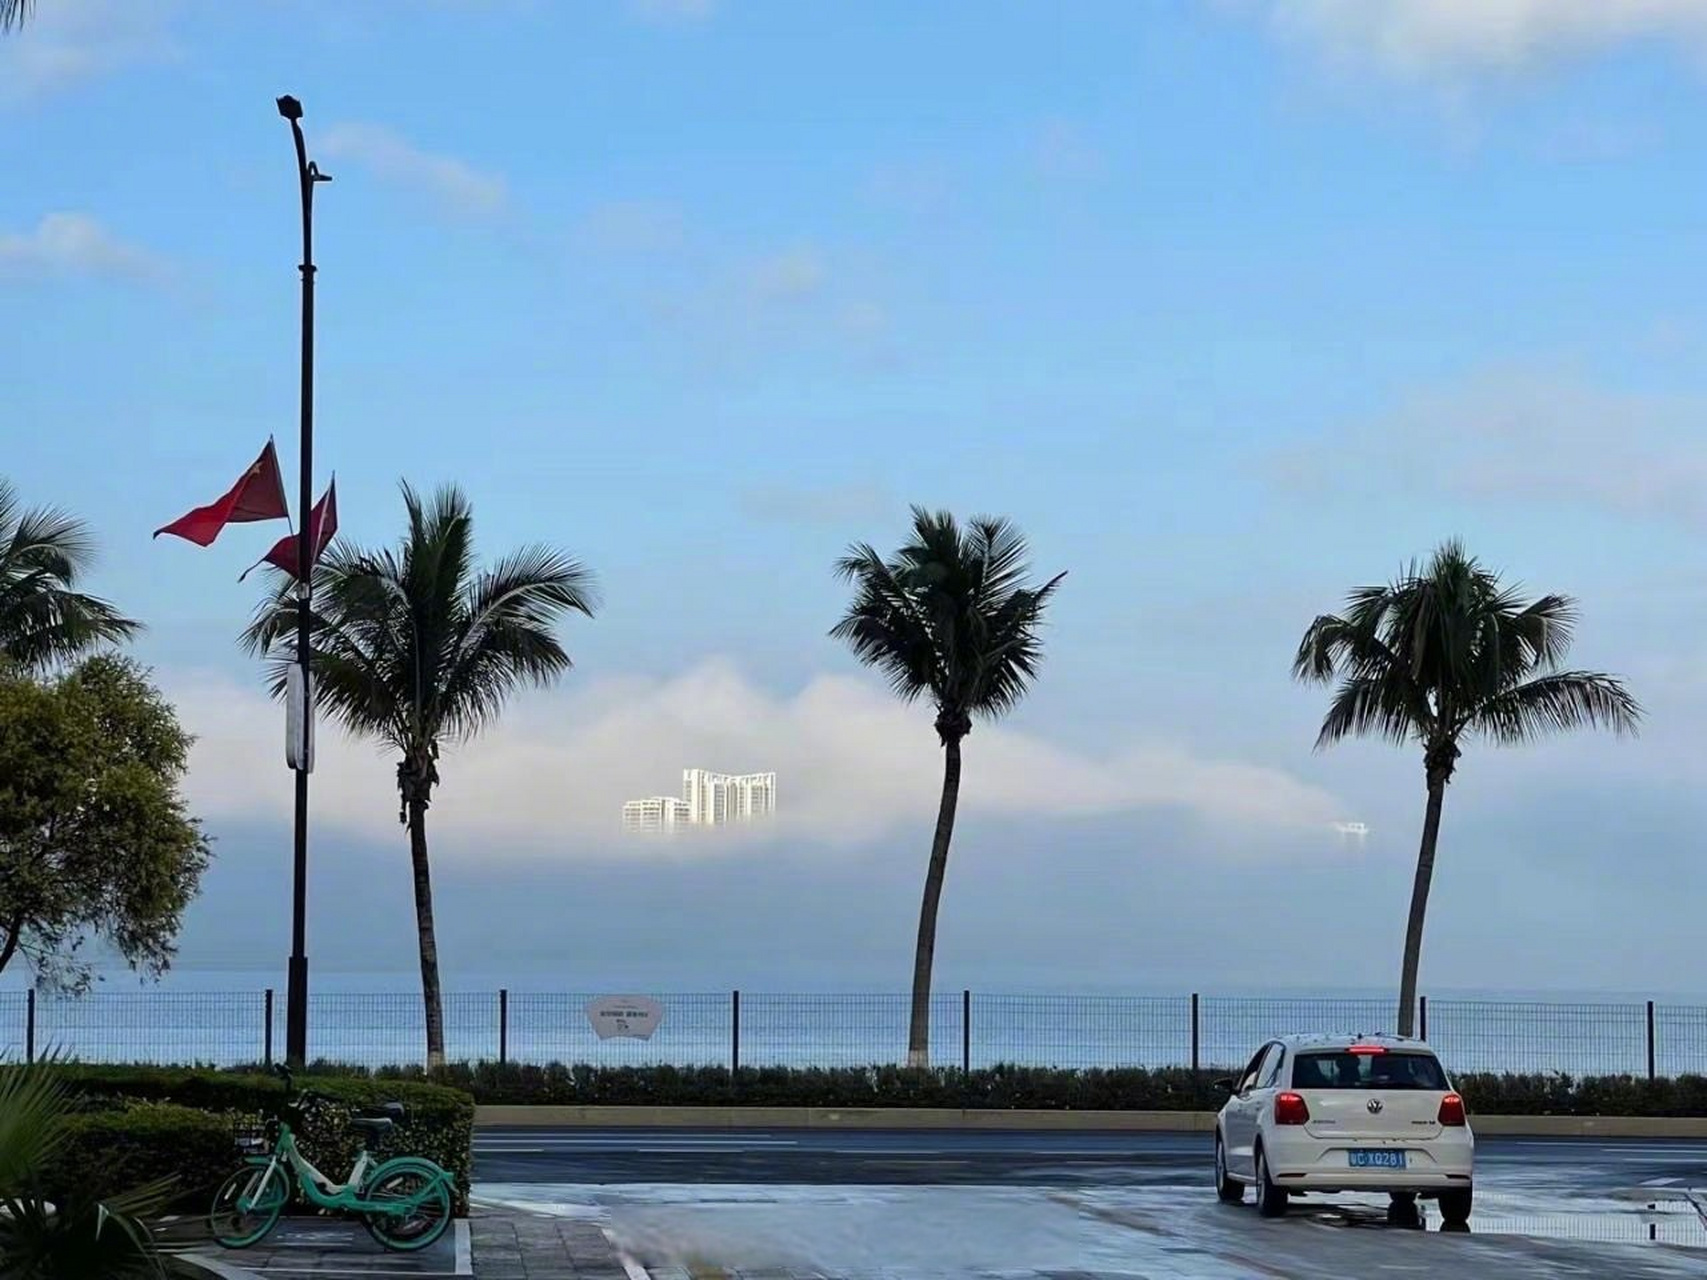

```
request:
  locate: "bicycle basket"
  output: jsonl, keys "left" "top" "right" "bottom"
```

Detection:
{"left": 233, "top": 1118, "right": 274, "bottom": 1155}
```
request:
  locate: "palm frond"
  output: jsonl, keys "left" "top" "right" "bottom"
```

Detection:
{"left": 1472, "top": 671, "right": 1643, "bottom": 745}
{"left": 0, "top": 479, "right": 140, "bottom": 670}
{"left": 0, "top": 1, "right": 33, "bottom": 34}
{"left": 1313, "top": 675, "right": 1426, "bottom": 750}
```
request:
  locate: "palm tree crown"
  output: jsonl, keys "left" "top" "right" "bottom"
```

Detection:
{"left": 0, "top": 479, "right": 139, "bottom": 671}
{"left": 1292, "top": 539, "right": 1640, "bottom": 781}
{"left": 241, "top": 481, "right": 596, "bottom": 794}
{"left": 831, "top": 506, "right": 1065, "bottom": 744}
{"left": 0, "top": 2, "right": 33, "bottom": 34}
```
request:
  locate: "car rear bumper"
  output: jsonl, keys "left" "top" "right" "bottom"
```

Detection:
{"left": 1264, "top": 1128, "right": 1474, "bottom": 1191}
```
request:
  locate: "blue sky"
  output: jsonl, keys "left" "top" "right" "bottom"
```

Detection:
{"left": 5, "top": 0, "right": 1707, "bottom": 996}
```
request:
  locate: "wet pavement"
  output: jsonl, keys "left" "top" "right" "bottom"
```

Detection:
{"left": 472, "top": 1129, "right": 1707, "bottom": 1277}
{"left": 186, "top": 1217, "right": 471, "bottom": 1279}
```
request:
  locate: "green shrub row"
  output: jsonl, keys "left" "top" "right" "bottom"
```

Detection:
{"left": 48, "top": 1102, "right": 235, "bottom": 1208}
{"left": 12, "top": 1065, "right": 477, "bottom": 1215}
{"left": 346, "top": 1060, "right": 1707, "bottom": 1117}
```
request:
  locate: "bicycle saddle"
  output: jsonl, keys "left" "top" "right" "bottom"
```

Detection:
{"left": 350, "top": 1115, "right": 395, "bottom": 1139}
{"left": 358, "top": 1102, "right": 406, "bottom": 1123}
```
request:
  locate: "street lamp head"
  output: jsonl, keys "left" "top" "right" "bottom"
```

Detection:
{"left": 276, "top": 95, "right": 304, "bottom": 122}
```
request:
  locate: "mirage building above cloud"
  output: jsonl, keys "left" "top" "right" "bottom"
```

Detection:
{"left": 622, "top": 768, "right": 778, "bottom": 835}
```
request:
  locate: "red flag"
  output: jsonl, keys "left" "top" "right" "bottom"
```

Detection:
{"left": 154, "top": 440, "right": 290, "bottom": 545}
{"left": 244, "top": 478, "right": 337, "bottom": 582}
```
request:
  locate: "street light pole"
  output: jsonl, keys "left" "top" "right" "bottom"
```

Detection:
{"left": 277, "top": 94, "right": 329, "bottom": 1068}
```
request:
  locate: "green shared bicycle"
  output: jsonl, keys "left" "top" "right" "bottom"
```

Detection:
{"left": 208, "top": 1066, "right": 455, "bottom": 1252}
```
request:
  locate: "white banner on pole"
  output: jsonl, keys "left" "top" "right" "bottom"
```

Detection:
{"left": 286, "top": 666, "right": 315, "bottom": 773}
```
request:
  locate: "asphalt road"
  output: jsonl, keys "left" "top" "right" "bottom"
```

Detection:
{"left": 472, "top": 1125, "right": 1707, "bottom": 1194}
{"left": 472, "top": 1128, "right": 1707, "bottom": 1278}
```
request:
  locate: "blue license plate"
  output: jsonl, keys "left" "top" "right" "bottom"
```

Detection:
{"left": 1349, "top": 1149, "right": 1406, "bottom": 1169}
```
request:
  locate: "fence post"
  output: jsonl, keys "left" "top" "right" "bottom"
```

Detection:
{"left": 499, "top": 989, "right": 509, "bottom": 1066}
{"left": 1647, "top": 1000, "right": 1656, "bottom": 1080}
{"left": 264, "top": 989, "right": 275, "bottom": 1065}
{"left": 962, "top": 990, "right": 971, "bottom": 1075}
{"left": 25, "top": 988, "right": 35, "bottom": 1065}
{"left": 1419, "top": 996, "right": 1428, "bottom": 1042}
{"left": 731, "top": 989, "right": 740, "bottom": 1080}
{"left": 1190, "top": 993, "right": 1200, "bottom": 1073}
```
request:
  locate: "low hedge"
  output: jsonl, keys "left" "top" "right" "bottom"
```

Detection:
{"left": 46, "top": 1101, "right": 234, "bottom": 1208}
{"left": 43, "top": 1065, "right": 476, "bottom": 1214}
{"left": 344, "top": 1061, "right": 1707, "bottom": 1118}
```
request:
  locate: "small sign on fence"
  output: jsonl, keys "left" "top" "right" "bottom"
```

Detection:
{"left": 585, "top": 995, "right": 664, "bottom": 1040}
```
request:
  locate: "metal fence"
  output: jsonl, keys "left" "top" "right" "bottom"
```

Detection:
{"left": 2, "top": 989, "right": 1703, "bottom": 1078}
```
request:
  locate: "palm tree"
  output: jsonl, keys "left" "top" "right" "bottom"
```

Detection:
{"left": 832, "top": 507, "right": 1064, "bottom": 1067}
{"left": 0, "top": 480, "right": 138, "bottom": 672}
{"left": 0, "top": 2, "right": 33, "bottom": 33}
{"left": 241, "top": 482, "right": 597, "bottom": 1067}
{"left": 1293, "top": 540, "right": 1640, "bottom": 1037}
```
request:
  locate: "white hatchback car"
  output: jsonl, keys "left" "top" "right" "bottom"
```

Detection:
{"left": 1212, "top": 1033, "right": 1474, "bottom": 1225}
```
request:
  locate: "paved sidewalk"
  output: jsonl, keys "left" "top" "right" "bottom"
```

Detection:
{"left": 470, "top": 1206, "right": 636, "bottom": 1279}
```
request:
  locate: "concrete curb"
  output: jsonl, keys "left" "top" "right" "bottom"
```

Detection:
{"left": 472, "top": 1104, "right": 1707, "bottom": 1138}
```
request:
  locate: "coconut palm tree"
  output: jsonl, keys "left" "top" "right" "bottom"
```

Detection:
{"left": 832, "top": 507, "right": 1064, "bottom": 1067}
{"left": 241, "top": 482, "right": 597, "bottom": 1067}
{"left": 0, "top": 480, "right": 138, "bottom": 672}
{"left": 1293, "top": 540, "right": 1640, "bottom": 1036}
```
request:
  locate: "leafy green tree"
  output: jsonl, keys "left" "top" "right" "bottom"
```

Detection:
{"left": 241, "top": 482, "right": 597, "bottom": 1067}
{"left": 0, "top": 656, "right": 211, "bottom": 991}
{"left": 832, "top": 507, "right": 1064, "bottom": 1066}
{"left": 0, "top": 480, "right": 138, "bottom": 672}
{"left": 1293, "top": 540, "right": 1641, "bottom": 1036}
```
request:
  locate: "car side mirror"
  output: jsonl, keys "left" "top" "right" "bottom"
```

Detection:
{"left": 1212, "top": 1076, "right": 1235, "bottom": 1093}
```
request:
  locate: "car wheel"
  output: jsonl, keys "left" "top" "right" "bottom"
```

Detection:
{"left": 1254, "top": 1145, "right": 1288, "bottom": 1218}
{"left": 1437, "top": 1185, "right": 1473, "bottom": 1227}
{"left": 1214, "top": 1133, "right": 1243, "bottom": 1204}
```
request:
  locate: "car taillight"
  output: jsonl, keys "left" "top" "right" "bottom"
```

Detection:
{"left": 1438, "top": 1093, "right": 1466, "bottom": 1126}
{"left": 1274, "top": 1092, "right": 1310, "bottom": 1125}
{"left": 1347, "top": 1044, "right": 1387, "bottom": 1055}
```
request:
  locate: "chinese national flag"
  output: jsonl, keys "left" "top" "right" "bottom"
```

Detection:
{"left": 245, "top": 478, "right": 337, "bottom": 582}
{"left": 154, "top": 441, "right": 290, "bottom": 545}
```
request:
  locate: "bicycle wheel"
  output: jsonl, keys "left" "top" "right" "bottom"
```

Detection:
{"left": 209, "top": 1165, "right": 287, "bottom": 1248}
{"left": 360, "top": 1166, "right": 452, "bottom": 1252}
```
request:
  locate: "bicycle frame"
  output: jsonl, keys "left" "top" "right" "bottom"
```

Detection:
{"left": 237, "top": 1119, "right": 445, "bottom": 1217}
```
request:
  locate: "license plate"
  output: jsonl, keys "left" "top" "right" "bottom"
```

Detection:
{"left": 1349, "top": 1149, "right": 1406, "bottom": 1169}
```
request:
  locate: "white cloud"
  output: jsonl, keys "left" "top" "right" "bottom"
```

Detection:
{"left": 168, "top": 659, "right": 1343, "bottom": 861}
{"left": 574, "top": 200, "right": 686, "bottom": 254}
{"left": 0, "top": 212, "right": 167, "bottom": 283}
{"left": 1269, "top": 366, "right": 1707, "bottom": 529}
{"left": 748, "top": 245, "right": 826, "bottom": 303}
{"left": 0, "top": 0, "right": 179, "bottom": 102}
{"left": 319, "top": 123, "right": 509, "bottom": 219}
{"left": 737, "top": 481, "right": 892, "bottom": 528}
{"left": 1244, "top": 0, "right": 1707, "bottom": 78}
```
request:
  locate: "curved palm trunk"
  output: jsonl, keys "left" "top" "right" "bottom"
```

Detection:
{"left": 406, "top": 797, "right": 447, "bottom": 1069}
{"left": 1396, "top": 775, "right": 1448, "bottom": 1038}
{"left": 907, "top": 737, "right": 963, "bottom": 1068}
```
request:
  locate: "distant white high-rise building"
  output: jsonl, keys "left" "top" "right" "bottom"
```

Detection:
{"left": 621, "top": 768, "right": 777, "bottom": 833}
{"left": 622, "top": 796, "right": 691, "bottom": 834}
{"left": 682, "top": 768, "right": 777, "bottom": 825}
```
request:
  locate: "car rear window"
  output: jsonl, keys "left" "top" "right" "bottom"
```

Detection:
{"left": 1291, "top": 1050, "right": 1447, "bottom": 1091}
